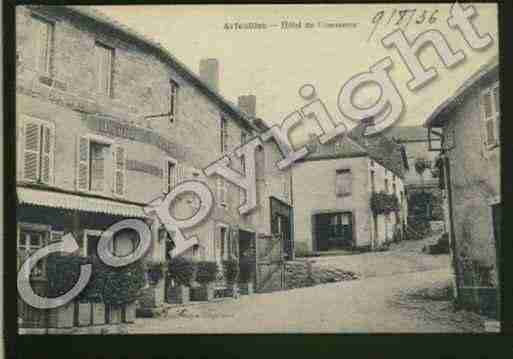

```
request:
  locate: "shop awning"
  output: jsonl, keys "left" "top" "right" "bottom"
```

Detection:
{"left": 17, "top": 187, "right": 147, "bottom": 218}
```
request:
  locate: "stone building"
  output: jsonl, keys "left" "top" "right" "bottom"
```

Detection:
{"left": 383, "top": 126, "right": 444, "bottom": 231}
{"left": 15, "top": 5, "right": 293, "bottom": 305}
{"left": 292, "top": 120, "right": 408, "bottom": 254}
{"left": 424, "top": 57, "right": 500, "bottom": 319}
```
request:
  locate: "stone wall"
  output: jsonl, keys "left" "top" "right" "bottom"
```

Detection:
{"left": 284, "top": 260, "right": 358, "bottom": 290}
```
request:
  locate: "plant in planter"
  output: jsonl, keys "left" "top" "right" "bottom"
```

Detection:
{"left": 102, "top": 260, "right": 146, "bottom": 324}
{"left": 238, "top": 258, "right": 255, "bottom": 295}
{"left": 222, "top": 259, "right": 240, "bottom": 298}
{"left": 166, "top": 257, "right": 196, "bottom": 304}
{"left": 46, "top": 253, "right": 89, "bottom": 328}
{"left": 79, "top": 256, "right": 110, "bottom": 326}
{"left": 191, "top": 261, "right": 218, "bottom": 301}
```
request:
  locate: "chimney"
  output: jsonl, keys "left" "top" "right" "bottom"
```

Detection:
{"left": 238, "top": 95, "right": 256, "bottom": 117}
{"left": 199, "top": 58, "right": 219, "bottom": 92}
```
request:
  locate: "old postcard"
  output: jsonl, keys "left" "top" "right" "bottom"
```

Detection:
{"left": 12, "top": 3, "right": 500, "bottom": 337}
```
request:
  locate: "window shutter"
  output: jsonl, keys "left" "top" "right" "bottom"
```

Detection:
{"left": 162, "top": 159, "right": 169, "bottom": 194}
{"left": 76, "top": 136, "right": 90, "bottom": 191}
{"left": 23, "top": 121, "right": 41, "bottom": 182}
{"left": 113, "top": 145, "right": 126, "bottom": 196}
{"left": 481, "top": 90, "right": 496, "bottom": 147}
{"left": 40, "top": 124, "right": 54, "bottom": 184}
{"left": 493, "top": 86, "right": 500, "bottom": 145}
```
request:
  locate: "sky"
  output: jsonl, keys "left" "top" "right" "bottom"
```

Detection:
{"left": 93, "top": 4, "right": 499, "bottom": 142}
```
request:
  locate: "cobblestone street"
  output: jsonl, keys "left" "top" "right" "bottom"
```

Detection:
{"left": 128, "top": 237, "right": 484, "bottom": 333}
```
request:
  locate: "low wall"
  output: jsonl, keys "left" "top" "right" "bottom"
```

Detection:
{"left": 284, "top": 260, "right": 359, "bottom": 290}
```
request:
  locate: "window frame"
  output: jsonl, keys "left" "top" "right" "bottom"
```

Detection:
{"left": 163, "top": 156, "right": 178, "bottom": 194}
{"left": 17, "top": 223, "right": 50, "bottom": 278}
{"left": 19, "top": 114, "right": 55, "bottom": 185}
{"left": 95, "top": 41, "right": 114, "bottom": 98}
{"left": 77, "top": 134, "right": 115, "bottom": 195}
{"left": 31, "top": 14, "right": 55, "bottom": 76}
{"left": 169, "top": 79, "right": 179, "bottom": 123}
{"left": 335, "top": 168, "right": 352, "bottom": 197}
{"left": 480, "top": 82, "right": 500, "bottom": 150}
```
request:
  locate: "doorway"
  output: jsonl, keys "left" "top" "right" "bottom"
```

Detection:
{"left": 314, "top": 212, "right": 353, "bottom": 251}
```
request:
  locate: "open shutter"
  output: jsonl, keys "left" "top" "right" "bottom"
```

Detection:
{"left": 40, "top": 124, "right": 54, "bottom": 184}
{"left": 493, "top": 85, "right": 500, "bottom": 146}
{"left": 113, "top": 145, "right": 126, "bottom": 196}
{"left": 481, "top": 89, "right": 496, "bottom": 148}
{"left": 23, "top": 121, "right": 41, "bottom": 182}
{"left": 76, "top": 136, "right": 90, "bottom": 191}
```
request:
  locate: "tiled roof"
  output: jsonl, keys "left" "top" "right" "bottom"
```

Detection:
{"left": 302, "top": 122, "right": 407, "bottom": 178}
{"left": 382, "top": 126, "right": 428, "bottom": 142}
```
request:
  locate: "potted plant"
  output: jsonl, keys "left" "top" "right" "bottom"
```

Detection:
{"left": 102, "top": 260, "right": 146, "bottom": 324}
{"left": 222, "top": 259, "right": 240, "bottom": 298}
{"left": 46, "top": 253, "right": 88, "bottom": 328}
{"left": 238, "top": 258, "right": 255, "bottom": 295}
{"left": 166, "top": 256, "right": 195, "bottom": 304}
{"left": 191, "top": 261, "right": 218, "bottom": 301}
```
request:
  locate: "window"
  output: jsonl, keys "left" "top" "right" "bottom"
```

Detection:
{"left": 220, "top": 117, "right": 228, "bottom": 153}
{"left": 393, "top": 182, "right": 397, "bottom": 196}
{"left": 335, "top": 169, "right": 352, "bottom": 197}
{"left": 163, "top": 158, "right": 177, "bottom": 193}
{"left": 169, "top": 79, "right": 179, "bottom": 122}
{"left": 96, "top": 42, "right": 114, "bottom": 96}
{"left": 20, "top": 116, "right": 54, "bottom": 184}
{"left": 32, "top": 15, "right": 54, "bottom": 75}
{"left": 481, "top": 83, "right": 500, "bottom": 149}
{"left": 18, "top": 228, "right": 47, "bottom": 277}
{"left": 384, "top": 179, "right": 389, "bottom": 193}
{"left": 217, "top": 177, "right": 228, "bottom": 207}
{"left": 370, "top": 170, "right": 375, "bottom": 193}
{"left": 77, "top": 136, "right": 125, "bottom": 196}
{"left": 241, "top": 131, "right": 248, "bottom": 146}
{"left": 89, "top": 142, "right": 110, "bottom": 192}
{"left": 370, "top": 160, "right": 374, "bottom": 167}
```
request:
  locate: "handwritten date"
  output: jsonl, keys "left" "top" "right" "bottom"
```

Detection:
{"left": 368, "top": 9, "right": 439, "bottom": 42}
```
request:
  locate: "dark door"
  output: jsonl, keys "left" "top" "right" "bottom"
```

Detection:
{"left": 315, "top": 212, "right": 353, "bottom": 251}
{"left": 270, "top": 197, "right": 293, "bottom": 260}
{"left": 238, "top": 230, "right": 257, "bottom": 287}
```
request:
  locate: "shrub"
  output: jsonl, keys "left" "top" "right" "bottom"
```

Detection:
{"left": 222, "top": 259, "right": 239, "bottom": 284}
{"left": 77, "top": 255, "right": 109, "bottom": 303}
{"left": 46, "top": 253, "right": 90, "bottom": 298}
{"left": 195, "top": 261, "right": 218, "bottom": 286}
{"left": 371, "top": 191, "right": 399, "bottom": 215}
{"left": 167, "top": 256, "right": 196, "bottom": 286}
{"left": 238, "top": 258, "right": 255, "bottom": 283}
{"left": 102, "top": 260, "right": 147, "bottom": 306}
